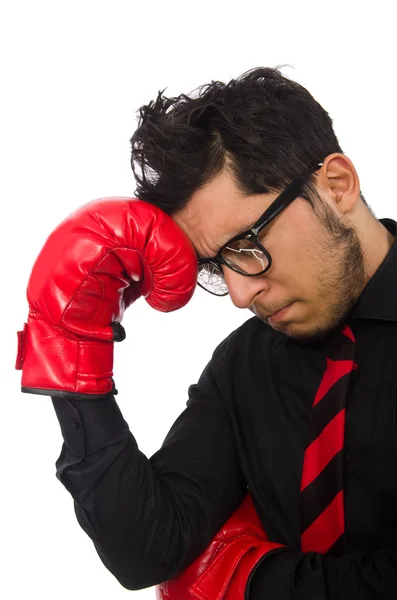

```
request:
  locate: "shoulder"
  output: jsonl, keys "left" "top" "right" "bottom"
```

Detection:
{"left": 211, "top": 315, "right": 287, "bottom": 368}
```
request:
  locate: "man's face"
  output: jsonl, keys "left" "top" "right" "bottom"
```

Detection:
{"left": 173, "top": 167, "right": 367, "bottom": 342}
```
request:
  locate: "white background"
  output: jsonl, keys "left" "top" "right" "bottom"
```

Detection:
{"left": 1, "top": 0, "right": 396, "bottom": 598}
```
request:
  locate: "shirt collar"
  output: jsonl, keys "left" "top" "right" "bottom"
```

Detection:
{"left": 352, "top": 218, "right": 397, "bottom": 322}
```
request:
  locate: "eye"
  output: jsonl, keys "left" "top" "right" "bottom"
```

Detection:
{"left": 227, "top": 238, "right": 254, "bottom": 250}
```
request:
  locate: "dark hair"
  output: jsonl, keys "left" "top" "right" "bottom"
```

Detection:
{"left": 130, "top": 66, "right": 367, "bottom": 214}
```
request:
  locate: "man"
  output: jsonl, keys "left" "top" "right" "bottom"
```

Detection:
{"left": 16, "top": 67, "right": 397, "bottom": 598}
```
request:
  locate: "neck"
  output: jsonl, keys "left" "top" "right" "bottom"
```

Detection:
{"left": 363, "top": 218, "right": 395, "bottom": 280}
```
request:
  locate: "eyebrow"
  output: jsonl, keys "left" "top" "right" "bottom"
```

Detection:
{"left": 196, "top": 220, "right": 257, "bottom": 262}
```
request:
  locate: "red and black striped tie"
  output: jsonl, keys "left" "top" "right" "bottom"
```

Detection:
{"left": 300, "top": 324, "right": 356, "bottom": 555}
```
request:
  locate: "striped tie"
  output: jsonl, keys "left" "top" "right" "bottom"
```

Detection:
{"left": 300, "top": 324, "right": 356, "bottom": 555}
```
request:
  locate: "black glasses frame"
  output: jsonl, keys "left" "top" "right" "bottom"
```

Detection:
{"left": 197, "top": 162, "right": 323, "bottom": 296}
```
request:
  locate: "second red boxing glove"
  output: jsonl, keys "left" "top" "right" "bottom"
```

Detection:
{"left": 16, "top": 197, "right": 198, "bottom": 398}
{"left": 156, "top": 494, "right": 286, "bottom": 600}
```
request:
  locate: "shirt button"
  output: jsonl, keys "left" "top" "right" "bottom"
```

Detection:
{"left": 345, "top": 452, "right": 351, "bottom": 460}
{"left": 346, "top": 544, "right": 357, "bottom": 552}
{"left": 71, "top": 418, "right": 79, "bottom": 429}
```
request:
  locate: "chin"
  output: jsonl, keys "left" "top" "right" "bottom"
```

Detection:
{"left": 267, "top": 311, "right": 346, "bottom": 344}
{"left": 252, "top": 301, "right": 340, "bottom": 340}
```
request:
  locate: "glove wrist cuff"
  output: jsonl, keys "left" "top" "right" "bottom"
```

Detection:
{"left": 17, "top": 317, "right": 115, "bottom": 397}
{"left": 190, "top": 538, "right": 286, "bottom": 600}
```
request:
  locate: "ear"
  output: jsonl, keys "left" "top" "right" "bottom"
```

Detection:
{"left": 319, "top": 153, "right": 361, "bottom": 214}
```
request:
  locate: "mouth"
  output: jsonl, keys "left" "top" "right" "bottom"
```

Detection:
{"left": 267, "top": 303, "right": 294, "bottom": 324}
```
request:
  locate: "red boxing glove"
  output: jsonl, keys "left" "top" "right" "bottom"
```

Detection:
{"left": 16, "top": 197, "right": 198, "bottom": 398}
{"left": 156, "top": 494, "right": 286, "bottom": 600}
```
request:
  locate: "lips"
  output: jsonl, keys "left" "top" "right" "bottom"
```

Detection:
{"left": 267, "top": 304, "right": 289, "bottom": 319}
{"left": 267, "top": 303, "right": 293, "bottom": 323}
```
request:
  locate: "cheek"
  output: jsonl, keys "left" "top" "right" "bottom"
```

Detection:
{"left": 267, "top": 224, "right": 309, "bottom": 274}
{"left": 268, "top": 221, "right": 323, "bottom": 295}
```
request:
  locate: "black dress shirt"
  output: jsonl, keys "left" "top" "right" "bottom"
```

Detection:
{"left": 52, "top": 218, "right": 397, "bottom": 599}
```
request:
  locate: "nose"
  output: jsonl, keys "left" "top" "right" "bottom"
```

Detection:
{"left": 223, "top": 266, "right": 270, "bottom": 309}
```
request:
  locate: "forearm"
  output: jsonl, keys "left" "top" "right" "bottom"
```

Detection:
{"left": 52, "top": 395, "right": 186, "bottom": 590}
{"left": 248, "top": 547, "right": 397, "bottom": 600}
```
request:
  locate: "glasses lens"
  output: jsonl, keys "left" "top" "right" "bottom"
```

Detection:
{"left": 222, "top": 238, "right": 269, "bottom": 274}
{"left": 198, "top": 262, "right": 229, "bottom": 296}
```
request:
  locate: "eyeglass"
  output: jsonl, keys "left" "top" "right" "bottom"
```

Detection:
{"left": 197, "top": 162, "right": 323, "bottom": 296}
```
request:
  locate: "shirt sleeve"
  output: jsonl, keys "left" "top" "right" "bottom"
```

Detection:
{"left": 51, "top": 343, "right": 246, "bottom": 591}
{"left": 247, "top": 547, "right": 397, "bottom": 599}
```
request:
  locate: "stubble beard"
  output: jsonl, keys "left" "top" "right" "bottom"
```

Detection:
{"left": 292, "top": 207, "right": 368, "bottom": 343}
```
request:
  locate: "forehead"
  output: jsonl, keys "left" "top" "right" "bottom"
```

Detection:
{"left": 173, "top": 169, "right": 276, "bottom": 253}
